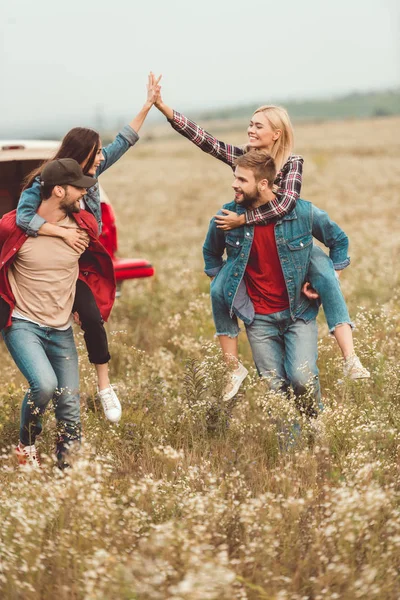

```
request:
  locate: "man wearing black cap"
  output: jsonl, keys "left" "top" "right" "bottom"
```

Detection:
{"left": 0, "top": 158, "right": 116, "bottom": 468}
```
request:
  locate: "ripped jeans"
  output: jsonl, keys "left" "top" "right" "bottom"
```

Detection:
{"left": 2, "top": 320, "right": 80, "bottom": 459}
{"left": 210, "top": 245, "right": 353, "bottom": 338}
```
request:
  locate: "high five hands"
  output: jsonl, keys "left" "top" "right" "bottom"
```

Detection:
{"left": 147, "top": 72, "right": 162, "bottom": 106}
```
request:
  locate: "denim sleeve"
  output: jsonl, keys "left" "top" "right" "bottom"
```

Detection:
{"left": 203, "top": 212, "right": 227, "bottom": 276}
{"left": 16, "top": 179, "right": 46, "bottom": 236}
{"left": 96, "top": 125, "right": 139, "bottom": 176}
{"left": 311, "top": 205, "right": 350, "bottom": 270}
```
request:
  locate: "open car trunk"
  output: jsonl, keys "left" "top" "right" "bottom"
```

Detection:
{"left": 0, "top": 150, "right": 155, "bottom": 289}
{"left": 0, "top": 159, "right": 42, "bottom": 217}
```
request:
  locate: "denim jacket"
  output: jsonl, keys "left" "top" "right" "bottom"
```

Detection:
{"left": 203, "top": 199, "right": 350, "bottom": 325}
{"left": 16, "top": 125, "right": 139, "bottom": 236}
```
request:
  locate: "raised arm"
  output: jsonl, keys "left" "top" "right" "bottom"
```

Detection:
{"left": 155, "top": 88, "right": 244, "bottom": 168}
{"left": 245, "top": 155, "right": 303, "bottom": 225}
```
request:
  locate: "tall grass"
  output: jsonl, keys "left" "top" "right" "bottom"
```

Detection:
{"left": 0, "top": 116, "right": 399, "bottom": 599}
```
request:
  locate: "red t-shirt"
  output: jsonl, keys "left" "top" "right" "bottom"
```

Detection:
{"left": 244, "top": 223, "right": 289, "bottom": 314}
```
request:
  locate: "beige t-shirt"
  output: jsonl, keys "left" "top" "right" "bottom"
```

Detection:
{"left": 9, "top": 216, "right": 85, "bottom": 328}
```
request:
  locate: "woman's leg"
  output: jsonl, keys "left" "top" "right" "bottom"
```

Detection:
{"left": 308, "top": 246, "right": 353, "bottom": 345}
{"left": 218, "top": 335, "right": 239, "bottom": 366}
{"left": 73, "top": 280, "right": 111, "bottom": 369}
{"left": 333, "top": 323, "right": 354, "bottom": 359}
{"left": 210, "top": 274, "right": 240, "bottom": 361}
{"left": 73, "top": 280, "right": 121, "bottom": 421}
{"left": 308, "top": 246, "right": 369, "bottom": 378}
{"left": 210, "top": 274, "right": 247, "bottom": 399}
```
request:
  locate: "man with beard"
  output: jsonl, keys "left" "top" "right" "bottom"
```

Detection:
{"left": 0, "top": 159, "right": 115, "bottom": 468}
{"left": 203, "top": 150, "right": 350, "bottom": 409}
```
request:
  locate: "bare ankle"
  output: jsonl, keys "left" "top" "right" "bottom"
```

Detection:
{"left": 333, "top": 323, "right": 354, "bottom": 360}
{"left": 225, "top": 354, "right": 239, "bottom": 370}
{"left": 96, "top": 363, "right": 110, "bottom": 391}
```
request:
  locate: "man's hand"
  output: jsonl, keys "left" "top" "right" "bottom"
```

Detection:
{"left": 62, "top": 228, "right": 90, "bottom": 252}
{"left": 215, "top": 210, "right": 246, "bottom": 231}
{"left": 302, "top": 281, "right": 320, "bottom": 300}
{"left": 72, "top": 311, "right": 82, "bottom": 326}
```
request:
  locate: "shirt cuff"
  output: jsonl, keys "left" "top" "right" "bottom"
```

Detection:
{"left": 204, "top": 266, "right": 222, "bottom": 277}
{"left": 26, "top": 214, "right": 46, "bottom": 237}
{"left": 119, "top": 124, "right": 139, "bottom": 146}
{"left": 333, "top": 258, "right": 351, "bottom": 270}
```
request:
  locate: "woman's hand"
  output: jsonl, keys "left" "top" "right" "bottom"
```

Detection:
{"left": 129, "top": 73, "right": 162, "bottom": 133}
{"left": 147, "top": 72, "right": 162, "bottom": 106}
{"left": 150, "top": 73, "right": 174, "bottom": 119}
{"left": 302, "top": 282, "right": 320, "bottom": 300}
{"left": 62, "top": 228, "right": 90, "bottom": 253}
{"left": 215, "top": 210, "right": 246, "bottom": 231}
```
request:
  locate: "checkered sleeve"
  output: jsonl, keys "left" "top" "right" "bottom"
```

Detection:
{"left": 245, "top": 155, "right": 304, "bottom": 225}
{"left": 170, "top": 111, "right": 245, "bottom": 167}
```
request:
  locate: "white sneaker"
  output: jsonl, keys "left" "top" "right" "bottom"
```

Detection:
{"left": 343, "top": 354, "right": 370, "bottom": 380}
{"left": 223, "top": 363, "right": 248, "bottom": 401}
{"left": 15, "top": 442, "right": 41, "bottom": 469}
{"left": 97, "top": 385, "right": 122, "bottom": 423}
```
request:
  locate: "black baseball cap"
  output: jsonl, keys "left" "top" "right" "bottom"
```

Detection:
{"left": 40, "top": 158, "right": 97, "bottom": 188}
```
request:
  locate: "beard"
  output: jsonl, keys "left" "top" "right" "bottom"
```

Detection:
{"left": 60, "top": 195, "right": 81, "bottom": 216}
{"left": 235, "top": 188, "right": 261, "bottom": 208}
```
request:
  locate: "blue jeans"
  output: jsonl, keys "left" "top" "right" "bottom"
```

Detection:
{"left": 211, "top": 245, "right": 353, "bottom": 337}
{"left": 2, "top": 320, "right": 80, "bottom": 460}
{"left": 210, "top": 267, "right": 241, "bottom": 337}
{"left": 245, "top": 309, "right": 321, "bottom": 407}
{"left": 309, "top": 246, "right": 353, "bottom": 332}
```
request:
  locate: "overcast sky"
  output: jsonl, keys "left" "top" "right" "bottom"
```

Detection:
{"left": 1, "top": 0, "right": 399, "bottom": 135}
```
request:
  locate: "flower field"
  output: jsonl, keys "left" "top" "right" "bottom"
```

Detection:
{"left": 0, "top": 115, "right": 399, "bottom": 599}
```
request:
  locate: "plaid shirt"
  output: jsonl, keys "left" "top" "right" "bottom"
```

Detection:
{"left": 170, "top": 111, "right": 303, "bottom": 224}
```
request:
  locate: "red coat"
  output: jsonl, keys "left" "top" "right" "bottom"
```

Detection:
{"left": 0, "top": 209, "right": 116, "bottom": 328}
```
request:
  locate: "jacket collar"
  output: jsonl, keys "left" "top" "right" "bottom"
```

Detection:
{"left": 278, "top": 208, "right": 297, "bottom": 223}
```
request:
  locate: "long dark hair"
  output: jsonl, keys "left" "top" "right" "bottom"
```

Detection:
{"left": 23, "top": 127, "right": 101, "bottom": 190}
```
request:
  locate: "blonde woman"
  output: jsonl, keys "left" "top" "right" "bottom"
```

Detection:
{"left": 155, "top": 87, "right": 370, "bottom": 399}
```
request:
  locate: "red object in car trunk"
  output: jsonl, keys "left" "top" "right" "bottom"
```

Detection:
{"left": 100, "top": 202, "right": 154, "bottom": 282}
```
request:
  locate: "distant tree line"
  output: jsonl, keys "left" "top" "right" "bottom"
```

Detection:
{"left": 197, "top": 89, "right": 400, "bottom": 122}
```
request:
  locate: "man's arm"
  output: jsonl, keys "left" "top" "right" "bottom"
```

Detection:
{"left": 203, "top": 211, "right": 227, "bottom": 277}
{"left": 311, "top": 205, "right": 350, "bottom": 270}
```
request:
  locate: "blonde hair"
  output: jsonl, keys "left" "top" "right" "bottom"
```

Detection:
{"left": 251, "top": 105, "right": 294, "bottom": 172}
